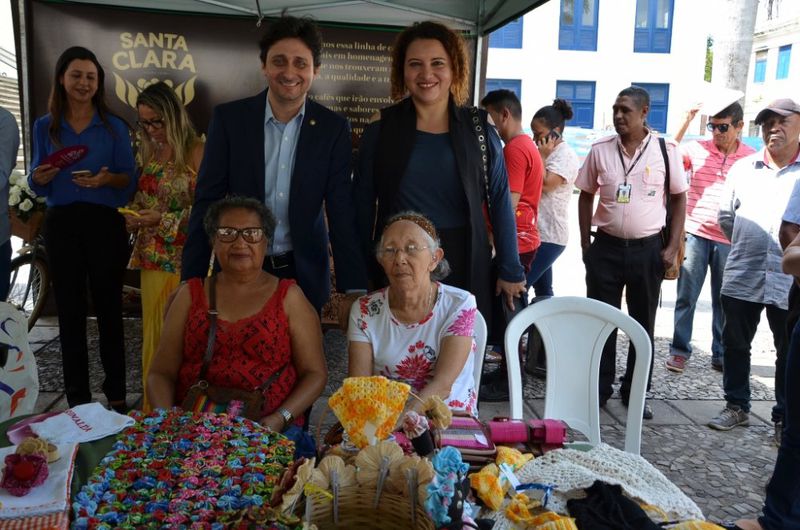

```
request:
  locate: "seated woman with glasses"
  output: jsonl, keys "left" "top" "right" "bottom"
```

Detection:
{"left": 120, "top": 81, "right": 204, "bottom": 411}
{"left": 147, "top": 196, "right": 327, "bottom": 444}
{"left": 347, "top": 211, "right": 478, "bottom": 414}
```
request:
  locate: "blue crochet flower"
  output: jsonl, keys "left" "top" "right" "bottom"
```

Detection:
{"left": 432, "top": 446, "right": 468, "bottom": 475}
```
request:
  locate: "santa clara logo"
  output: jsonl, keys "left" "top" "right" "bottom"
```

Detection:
{"left": 110, "top": 32, "right": 197, "bottom": 107}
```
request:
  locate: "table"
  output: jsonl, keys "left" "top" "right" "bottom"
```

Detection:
{"left": 0, "top": 413, "right": 116, "bottom": 498}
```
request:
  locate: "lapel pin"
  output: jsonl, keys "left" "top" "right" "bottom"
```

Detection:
{"left": 310, "top": 119, "right": 317, "bottom": 126}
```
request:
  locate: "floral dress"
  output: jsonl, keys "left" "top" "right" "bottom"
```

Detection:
{"left": 127, "top": 159, "right": 196, "bottom": 272}
{"left": 348, "top": 282, "right": 478, "bottom": 414}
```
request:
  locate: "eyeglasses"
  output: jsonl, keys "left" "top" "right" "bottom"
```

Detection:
{"left": 215, "top": 227, "right": 265, "bottom": 244}
{"left": 707, "top": 123, "right": 731, "bottom": 133}
{"left": 136, "top": 118, "right": 165, "bottom": 130}
{"left": 378, "top": 244, "right": 430, "bottom": 259}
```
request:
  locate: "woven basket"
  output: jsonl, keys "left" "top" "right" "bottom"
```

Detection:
{"left": 9, "top": 209, "right": 44, "bottom": 242}
{"left": 304, "top": 487, "right": 434, "bottom": 530}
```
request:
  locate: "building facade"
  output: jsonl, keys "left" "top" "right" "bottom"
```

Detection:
{"left": 744, "top": 0, "right": 799, "bottom": 136}
{"left": 486, "top": 0, "right": 708, "bottom": 136}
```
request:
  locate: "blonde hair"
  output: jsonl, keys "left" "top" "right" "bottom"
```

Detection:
{"left": 136, "top": 82, "right": 199, "bottom": 174}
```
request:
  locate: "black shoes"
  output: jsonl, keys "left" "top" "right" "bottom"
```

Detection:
{"left": 622, "top": 397, "right": 653, "bottom": 420}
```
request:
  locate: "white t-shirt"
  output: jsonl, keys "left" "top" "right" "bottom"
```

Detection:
{"left": 348, "top": 282, "right": 478, "bottom": 414}
{"left": 538, "top": 141, "right": 580, "bottom": 245}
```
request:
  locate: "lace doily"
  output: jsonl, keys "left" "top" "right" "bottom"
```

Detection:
{"left": 486, "top": 443, "right": 704, "bottom": 529}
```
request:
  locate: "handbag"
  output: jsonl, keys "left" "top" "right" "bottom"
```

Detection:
{"left": 659, "top": 137, "right": 685, "bottom": 280}
{"left": 435, "top": 412, "right": 496, "bottom": 468}
{"left": 181, "top": 275, "right": 287, "bottom": 421}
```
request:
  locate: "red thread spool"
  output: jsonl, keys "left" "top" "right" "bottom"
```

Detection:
{"left": 487, "top": 419, "right": 529, "bottom": 443}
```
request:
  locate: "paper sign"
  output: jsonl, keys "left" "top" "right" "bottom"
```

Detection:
{"left": 691, "top": 82, "right": 744, "bottom": 118}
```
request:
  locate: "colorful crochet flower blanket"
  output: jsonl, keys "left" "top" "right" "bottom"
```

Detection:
{"left": 72, "top": 408, "right": 298, "bottom": 529}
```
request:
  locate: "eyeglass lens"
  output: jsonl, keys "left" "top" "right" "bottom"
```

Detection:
{"left": 216, "top": 227, "right": 264, "bottom": 243}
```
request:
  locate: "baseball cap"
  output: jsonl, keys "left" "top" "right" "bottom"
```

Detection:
{"left": 755, "top": 98, "right": 800, "bottom": 124}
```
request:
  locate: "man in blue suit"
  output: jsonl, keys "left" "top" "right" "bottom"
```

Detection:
{"left": 182, "top": 15, "right": 367, "bottom": 315}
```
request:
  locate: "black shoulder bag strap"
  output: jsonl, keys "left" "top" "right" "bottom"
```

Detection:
{"left": 469, "top": 106, "right": 491, "bottom": 211}
{"left": 197, "top": 275, "right": 219, "bottom": 382}
{"left": 659, "top": 137, "right": 672, "bottom": 240}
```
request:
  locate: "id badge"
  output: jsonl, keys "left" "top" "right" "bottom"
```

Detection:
{"left": 616, "top": 183, "right": 632, "bottom": 203}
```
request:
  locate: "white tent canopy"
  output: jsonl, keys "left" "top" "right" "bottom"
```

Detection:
{"left": 59, "top": 0, "right": 549, "bottom": 35}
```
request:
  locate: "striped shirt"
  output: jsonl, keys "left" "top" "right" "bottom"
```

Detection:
{"left": 683, "top": 139, "right": 755, "bottom": 243}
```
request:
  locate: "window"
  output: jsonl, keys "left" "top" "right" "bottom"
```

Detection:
{"left": 489, "top": 18, "right": 523, "bottom": 49}
{"left": 555, "top": 80, "right": 595, "bottom": 129}
{"left": 485, "top": 79, "right": 522, "bottom": 100}
{"left": 777, "top": 45, "right": 791, "bottom": 79}
{"left": 633, "top": 82, "right": 670, "bottom": 133}
{"left": 634, "top": 0, "right": 674, "bottom": 53}
{"left": 559, "top": 0, "right": 599, "bottom": 51}
{"left": 754, "top": 50, "right": 767, "bottom": 83}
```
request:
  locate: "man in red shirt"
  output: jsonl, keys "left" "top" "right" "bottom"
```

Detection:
{"left": 480, "top": 89, "right": 544, "bottom": 401}
{"left": 481, "top": 89, "right": 544, "bottom": 272}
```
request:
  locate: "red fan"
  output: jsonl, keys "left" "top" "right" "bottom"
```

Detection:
{"left": 40, "top": 145, "right": 89, "bottom": 169}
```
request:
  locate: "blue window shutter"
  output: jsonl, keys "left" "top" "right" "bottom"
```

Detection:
{"left": 555, "top": 80, "right": 595, "bottom": 129}
{"left": 777, "top": 45, "right": 791, "bottom": 79}
{"left": 489, "top": 18, "right": 523, "bottom": 49}
{"left": 754, "top": 56, "right": 767, "bottom": 83}
{"left": 634, "top": 82, "right": 670, "bottom": 133}
{"left": 486, "top": 79, "right": 522, "bottom": 100}
{"left": 633, "top": 0, "right": 673, "bottom": 53}
{"left": 559, "top": 0, "right": 598, "bottom": 51}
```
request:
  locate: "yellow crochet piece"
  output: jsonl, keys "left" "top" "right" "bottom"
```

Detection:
{"left": 116, "top": 207, "right": 141, "bottom": 217}
{"left": 328, "top": 376, "right": 410, "bottom": 448}
{"left": 469, "top": 464, "right": 506, "bottom": 511}
{"left": 536, "top": 518, "right": 578, "bottom": 530}
{"left": 496, "top": 446, "right": 534, "bottom": 471}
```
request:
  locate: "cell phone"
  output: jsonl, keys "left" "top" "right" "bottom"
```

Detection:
{"left": 71, "top": 170, "right": 92, "bottom": 178}
{"left": 548, "top": 129, "right": 561, "bottom": 141}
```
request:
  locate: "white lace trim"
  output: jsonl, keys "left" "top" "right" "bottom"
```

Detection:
{"left": 485, "top": 443, "right": 704, "bottom": 528}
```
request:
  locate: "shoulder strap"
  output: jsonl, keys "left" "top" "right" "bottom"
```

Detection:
{"left": 469, "top": 106, "right": 490, "bottom": 211}
{"left": 198, "top": 275, "right": 218, "bottom": 382}
{"left": 658, "top": 137, "right": 672, "bottom": 226}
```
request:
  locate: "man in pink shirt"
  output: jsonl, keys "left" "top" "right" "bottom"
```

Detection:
{"left": 666, "top": 102, "right": 755, "bottom": 374}
{"left": 576, "top": 86, "right": 688, "bottom": 419}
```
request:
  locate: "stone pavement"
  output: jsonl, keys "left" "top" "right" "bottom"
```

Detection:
{"left": 28, "top": 310, "right": 778, "bottom": 525}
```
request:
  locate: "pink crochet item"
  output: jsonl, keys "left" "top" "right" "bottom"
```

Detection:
{"left": 1, "top": 453, "right": 49, "bottom": 496}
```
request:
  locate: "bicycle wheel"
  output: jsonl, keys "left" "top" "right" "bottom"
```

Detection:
{"left": 7, "top": 253, "right": 49, "bottom": 330}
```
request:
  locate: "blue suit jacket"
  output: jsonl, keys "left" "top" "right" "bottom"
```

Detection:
{"left": 182, "top": 90, "right": 367, "bottom": 311}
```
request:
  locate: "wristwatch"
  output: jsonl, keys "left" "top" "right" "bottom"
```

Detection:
{"left": 278, "top": 407, "right": 293, "bottom": 427}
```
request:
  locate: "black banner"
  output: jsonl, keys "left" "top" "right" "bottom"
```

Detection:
{"left": 26, "top": 1, "right": 404, "bottom": 140}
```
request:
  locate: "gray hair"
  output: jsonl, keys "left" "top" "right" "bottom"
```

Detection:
{"left": 203, "top": 196, "right": 276, "bottom": 243}
{"left": 378, "top": 211, "right": 452, "bottom": 281}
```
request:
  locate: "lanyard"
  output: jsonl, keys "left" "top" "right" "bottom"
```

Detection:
{"left": 617, "top": 136, "right": 652, "bottom": 183}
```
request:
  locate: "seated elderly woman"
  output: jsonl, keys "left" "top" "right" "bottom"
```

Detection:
{"left": 147, "top": 196, "right": 327, "bottom": 437}
{"left": 348, "top": 212, "right": 478, "bottom": 414}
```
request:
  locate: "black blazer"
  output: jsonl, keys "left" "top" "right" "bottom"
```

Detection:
{"left": 182, "top": 90, "right": 367, "bottom": 311}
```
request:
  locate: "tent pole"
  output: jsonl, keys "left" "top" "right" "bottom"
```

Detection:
{"left": 472, "top": 0, "right": 485, "bottom": 106}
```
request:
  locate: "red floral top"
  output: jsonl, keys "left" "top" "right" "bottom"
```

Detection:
{"left": 175, "top": 278, "right": 302, "bottom": 425}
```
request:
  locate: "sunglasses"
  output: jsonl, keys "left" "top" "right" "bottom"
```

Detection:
{"left": 706, "top": 123, "right": 731, "bottom": 133}
{"left": 136, "top": 118, "right": 165, "bottom": 130}
{"left": 215, "top": 227, "right": 265, "bottom": 244}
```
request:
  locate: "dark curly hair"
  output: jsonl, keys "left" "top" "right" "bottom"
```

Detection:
{"left": 389, "top": 21, "right": 470, "bottom": 106}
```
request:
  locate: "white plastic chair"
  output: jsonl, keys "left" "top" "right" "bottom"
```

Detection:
{"left": 472, "top": 310, "right": 488, "bottom": 401}
{"left": 504, "top": 296, "right": 652, "bottom": 454}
